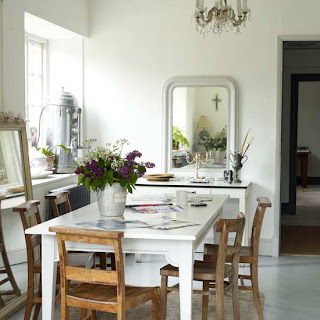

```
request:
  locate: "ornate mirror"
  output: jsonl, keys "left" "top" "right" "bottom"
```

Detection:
{"left": 0, "top": 113, "right": 33, "bottom": 318}
{"left": 163, "top": 76, "right": 238, "bottom": 177}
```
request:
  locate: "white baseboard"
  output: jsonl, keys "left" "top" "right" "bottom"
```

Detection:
{"left": 196, "top": 236, "right": 274, "bottom": 256}
{"left": 0, "top": 248, "right": 27, "bottom": 267}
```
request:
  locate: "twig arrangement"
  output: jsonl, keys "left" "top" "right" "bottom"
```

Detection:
{"left": 240, "top": 129, "right": 254, "bottom": 156}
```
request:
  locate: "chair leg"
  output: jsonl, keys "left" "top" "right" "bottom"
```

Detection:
{"left": 79, "top": 309, "right": 86, "bottom": 320}
{"left": 2, "top": 249, "right": 21, "bottom": 296}
{"left": 33, "top": 275, "right": 42, "bottom": 320}
{"left": 98, "top": 252, "right": 107, "bottom": 270}
{"left": 87, "top": 310, "right": 96, "bottom": 320}
{"left": 216, "top": 276, "right": 225, "bottom": 320}
{"left": 232, "top": 270, "right": 240, "bottom": 320}
{"left": 25, "top": 271, "right": 35, "bottom": 320}
{"left": 202, "top": 281, "right": 209, "bottom": 320}
{"left": 251, "top": 263, "right": 264, "bottom": 320}
{"left": 160, "top": 275, "right": 168, "bottom": 320}
{"left": 108, "top": 252, "right": 116, "bottom": 270}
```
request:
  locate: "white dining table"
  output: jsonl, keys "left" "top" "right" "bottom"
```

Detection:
{"left": 25, "top": 194, "right": 229, "bottom": 320}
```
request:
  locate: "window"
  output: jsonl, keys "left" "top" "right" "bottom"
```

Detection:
{"left": 25, "top": 34, "right": 48, "bottom": 148}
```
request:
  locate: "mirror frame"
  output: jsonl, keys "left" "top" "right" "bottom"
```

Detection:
{"left": 162, "top": 75, "right": 238, "bottom": 175}
{"left": 0, "top": 116, "right": 33, "bottom": 318}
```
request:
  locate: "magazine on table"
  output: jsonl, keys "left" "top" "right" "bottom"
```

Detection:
{"left": 75, "top": 215, "right": 199, "bottom": 231}
{"left": 129, "top": 205, "right": 184, "bottom": 214}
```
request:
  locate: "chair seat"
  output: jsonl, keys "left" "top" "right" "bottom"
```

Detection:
{"left": 68, "top": 283, "right": 158, "bottom": 311}
{"left": 160, "top": 260, "right": 234, "bottom": 281}
{"left": 204, "top": 244, "right": 253, "bottom": 263}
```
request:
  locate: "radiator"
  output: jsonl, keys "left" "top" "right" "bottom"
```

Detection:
{"left": 47, "top": 184, "right": 90, "bottom": 220}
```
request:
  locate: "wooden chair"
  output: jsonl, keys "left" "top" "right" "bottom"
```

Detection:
{"left": 160, "top": 212, "right": 245, "bottom": 320}
{"left": 0, "top": 195, "right": 21, "bottom": 307}
{"left": 14, "top": 200, "right": 46, "bottom": 319}
{"left": 45, "top": 191, "right": 115, "bottom": 270}
{"left": 50, "top": 226, "right": 160, "bottom": 320}
{"left": 204, "top": 197, "right": 272, "bottom": 320}
{"left": 15, "top": 200, "right": 93, "bottom": 319}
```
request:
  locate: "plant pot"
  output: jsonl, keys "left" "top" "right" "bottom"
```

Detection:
{"left": 172, "top": 146, "right": 179, "bottom": 151}
{"left": 96, "top": 184, "right": 127, "bottom": 217}
{"left": 45, "top": 155, "right": 55, "bottom": 171}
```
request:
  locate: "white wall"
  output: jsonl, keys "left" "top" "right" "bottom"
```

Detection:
{"left": 1, "top": 0, "right": 88, "bottom": 115}
{"left": 84, "top": 0, "right": 320, "bottom": 255}
{"left": 297, "top": 82, "right": 320, "bottom": 177}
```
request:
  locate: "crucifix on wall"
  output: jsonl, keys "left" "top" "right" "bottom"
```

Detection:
{"left": 212, "top": 94, "right": 222, "bottom": 111}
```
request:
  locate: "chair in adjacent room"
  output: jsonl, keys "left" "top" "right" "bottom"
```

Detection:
{"left": 160, "top": 212, "right": 245, "bottom": 320}
{"left": 15, "top": 200, "right": 93, "bottom": 319}
{"left": 45, "top": 190, "right": 115, "bottom": 270}
{"left": 50, "top": 226, "right": 160, "bottom": 320}
{"left": 204, "top": 197, "right": 272, "bottom": 320}
{"left": 0, "top": 195, "right": 21, "bottom": 307}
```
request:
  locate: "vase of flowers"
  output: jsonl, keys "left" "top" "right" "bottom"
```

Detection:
{"left": 74, "top": 139, "right": 155, "bottom": 216}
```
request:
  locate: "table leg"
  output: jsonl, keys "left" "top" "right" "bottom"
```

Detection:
{"left": 301, "top": 155, "right": 308, "bottom": 188}
{"left": 135, "top": 253, "right": 142, "bottom": 262}
{"left": 177, "top": 241, "right": 194, "bottom": 320}
{"left": 213, "top": 208, "right": 223, "bottom": 244}
{"left": 42, "top": 235, "right": 57, "bottom": 320}
{"left": 239, "top": 198, "right": 249, "bottom": 246}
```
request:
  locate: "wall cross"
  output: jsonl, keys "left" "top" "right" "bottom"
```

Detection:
{"left": 212, "top": 94, "right": 222, "bottom": 111}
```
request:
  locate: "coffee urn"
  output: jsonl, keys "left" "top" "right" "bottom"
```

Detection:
{"left": 45, "top": 88, "right": 82, "bottom": 173}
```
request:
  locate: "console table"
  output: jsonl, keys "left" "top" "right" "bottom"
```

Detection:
{"left": 136, "top": 178, "right": 252, "bottom": 247}
{"left": 297, "top": 150, "right": 311, "bottom": 188}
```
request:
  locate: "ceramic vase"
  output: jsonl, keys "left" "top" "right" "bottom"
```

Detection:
{"left": 96, "top": 183, "right": 127, "bottom": 217}
{"left": 45, "top": 155, "right": 55, "bottom": 171}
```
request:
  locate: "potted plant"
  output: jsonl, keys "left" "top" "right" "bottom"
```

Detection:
{"left": 172, "top": 126, "right": 190, "bottom": 150}
{"left": 74, "top": 139, "right": 155, "bottom": 217}
{"left": 38, "top": 145, "right": 69, "bottom": 171}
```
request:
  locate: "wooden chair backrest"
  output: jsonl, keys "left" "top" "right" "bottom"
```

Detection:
{"left": 45, "top": 191, "right": 71, "bottom": 218}
{"left": 251, "top": 197, "right": 272, "bottom": 258}
{"left": 216, "top": 212, "right": 245, "bottom": 274}
{"left": 50, "top": 226, "right": 124, "bottom": 313}
{"left": 0, "top": 195, "right": 6, "bottom": 251}
{"left": 13, "top": 200, "right": 42, "bottom": 266}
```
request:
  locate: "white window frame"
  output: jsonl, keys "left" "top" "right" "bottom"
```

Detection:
{"left": 25, "top": 33, "right": 48, "bottom": 145}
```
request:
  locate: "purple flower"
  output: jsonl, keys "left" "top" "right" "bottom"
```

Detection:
{"left": 145, "top": 162, "right": 155, "bottom": 169}
{"left": 120, "top": 166, "right": 130, "bottom": 179}
{"left": 75, "top": 167, "right": 83, "bottom": 175}
{"left": 85, "top": 160, "right": 105, "bottom": 178}
{"left": 126, "top": 150, "right": 142, "bottom": 166}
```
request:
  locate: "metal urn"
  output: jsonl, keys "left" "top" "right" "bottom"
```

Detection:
{"left": 229, "top": 151, "right": 248, "bottom": 183}
{"left": 46, "top": 88, "right": 82, "bottom": 173}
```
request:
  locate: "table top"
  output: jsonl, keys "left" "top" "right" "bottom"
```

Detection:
{"left": 25, "top": 194, "right": 229, "bottom": 242}
{"left": 136, "top": 177, "right": 251, "bottom": 189}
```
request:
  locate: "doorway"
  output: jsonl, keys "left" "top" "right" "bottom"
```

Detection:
{"left": 280, "top": 42, "right": 320, "bottom": 254}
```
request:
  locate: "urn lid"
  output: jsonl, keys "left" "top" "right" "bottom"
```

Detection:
{"left": 47, "top": 87, "right": 78, "bottom": 108}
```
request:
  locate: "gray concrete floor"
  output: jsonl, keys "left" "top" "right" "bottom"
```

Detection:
{"left": 5, "top": 254, "right": 320, "bottom": 319}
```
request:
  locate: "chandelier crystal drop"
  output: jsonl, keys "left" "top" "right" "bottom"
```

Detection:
{"left": 194, "top": 0, "right": 251, "bottom": 36}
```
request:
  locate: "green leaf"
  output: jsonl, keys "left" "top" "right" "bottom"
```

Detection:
{"left": 77, "top": 174, "right": 85, "bottom": 184}
{"left": 127, "top": 184, "right": 133, "bottom": 193}
{"left": 83, "top": 177, "right": 91, "bottom": 192}
{"left": 129, "top": 172, "right": 138, "bottom": 185}
{"left": 107, "top": 170, "right": 114, "bottom": 186}
{"left": 137, "top": 166, "right": 146, "bottom": 174}
{"left": 120, "top": 179, "right": 127, "bottom": 188}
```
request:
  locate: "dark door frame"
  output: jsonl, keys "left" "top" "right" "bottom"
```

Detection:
{"left": 287, "top": 74, "right": 320, "bottom": 214}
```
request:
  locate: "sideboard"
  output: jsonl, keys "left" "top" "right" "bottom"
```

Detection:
{"left": 135, "top": 178, "right": 252, "bottom": 252}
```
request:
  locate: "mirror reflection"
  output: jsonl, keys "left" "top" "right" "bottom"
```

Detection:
{"left": 0, "top": 127, "right": 29, "bottom": 314}
{"left": 0, "top": 131, "right": 24, "bottom": 197}
{"left": 172, "top": 86, "right": 228, "bottom": 169}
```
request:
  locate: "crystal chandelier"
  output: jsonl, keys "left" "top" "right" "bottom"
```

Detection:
{"left": 194, "top": 0, "right": 251, "bottom": 36}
